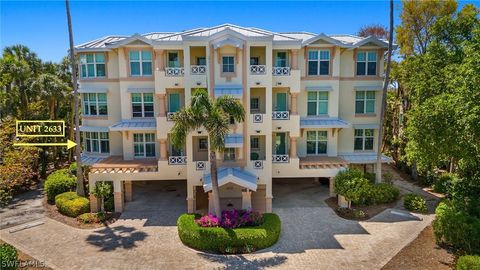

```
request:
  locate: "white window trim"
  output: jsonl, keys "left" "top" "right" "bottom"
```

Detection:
{"left": 306, "top": 130, "right": 328, "bottom": 155}
{"left": 131, "top": 93, "right": 154, "bottom": 118}
{"left": 84, "top": 131, "right": 109, "bottom": 154}
{"left": 308, "top": 49, "right": 330, "bottom": 76}
{"left": 80, "top": 53, "right": 105, "bottom": 78}
{"left": 133, "top": 133, "right": 156, "bottom": 158}
{"left": 222, "top": 56, "right": 235, "bottom": 73}
{"left": 307, "top": 91, "right": 329, "bottom": 116}
{"left": 356, "top": 51, "right": 377, "bottom": 76}
{"left": 129, "top": 50, "right": 153, "bottom": 76}
{"left": 82, "top": 93, "right": 108, "bottom": 116}
{"left": 354, "top": 129, "right": 375, "bottom": 151}
{"left": 356, "top": 90, "right": 376, "bottom": 114}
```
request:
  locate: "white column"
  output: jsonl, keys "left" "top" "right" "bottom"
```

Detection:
{"left": 242, "top": 189, "right": 252, "bottom": 209}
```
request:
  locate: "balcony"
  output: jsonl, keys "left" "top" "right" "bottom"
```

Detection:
{"left": 168, "top": 156, "right": 187, "bottom": 165}
{"left": 299, "top": 156, "right": 348, "bottom": 169}
{"left": 272, "top": 67, "right": 291, "bottom": 76}
{"left": 165, "top": 67, "right": 184, "bottom": 77}
{"left": 272, "top": 154, "right": 289, "bottom": 163}
{"left": 250, "top": 65, "right": 266, "bottom": 75}
{"left": 272, "top": 111, "right": 290, "bottom": 120}
{"left": 155, "top": 70, "right": 184, "bottom": 94}
{"left": 90, "top": 156, "right": 158, "bottom": 173}
{"left": 190, "top": 65, "right": 207, "bottom": 75}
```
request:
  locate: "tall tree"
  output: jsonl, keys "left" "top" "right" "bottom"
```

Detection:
{"left": 171, "top": 89, "right": 245, "bottom": 218}
{"left": 65, "top": 0, "right": 84, "bottom": 196}
{"left": 376, "top": 0, "right": 395, "bottom": 183}
{"left": 358, "top": 24, "right": 389, "bottom": 39}
{"left": 396, "top": 0, "right": 457, "bottom": 56}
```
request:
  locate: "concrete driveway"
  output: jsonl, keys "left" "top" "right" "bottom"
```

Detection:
{"left": 0, "top": 177, "right": 434, "bottom": 269}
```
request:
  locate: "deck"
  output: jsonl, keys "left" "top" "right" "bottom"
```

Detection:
{"left": 299, "top": 156, "right": 347, "bottom": 169}
{"left": 90, "top": 156, "right": 158, "bottom": 173}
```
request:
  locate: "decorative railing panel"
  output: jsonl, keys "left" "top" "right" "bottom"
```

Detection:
{"left": 165, "top": 67, "right": 184, "bottom": 77}
{"left": 252, "top": 113, "right": 263, "bottom": 123}
{"left": 253, "top": 160, "right": 263, "bottom": 169}
{"left": 190, "top": 65, "right": 206, "bottom": 75}
{"left": 196, "top": 161, "right": 206, "bottom": 171}
{"left": 272, "top": 67, "right": 291, "bottom": 76}
{"left": 166, "top": 112, "right": 176, "bottom": 121}
{"left": 250, "top": 65, "right": 266, "bottom": 75}
{"left": 272, "top": 111, "right": 290, "bottom": 120}
{"left": 272, "top": 155, "right": 289, "bottom": 163}
{"left": 168, "top": 156, "right": 187, "bottom": 165}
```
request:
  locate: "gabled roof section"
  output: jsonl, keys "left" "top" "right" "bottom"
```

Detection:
{"left": 303, "top": 33, "right": 350, "bottom": 47}
{"left": 203, "top": 167, "right": 257, "bottom": 192}
{"left": 353, "top": 36, "right": 390, "bottom": 48}
{"left": 106, "top": 33, "right": 155, "bottom": 47}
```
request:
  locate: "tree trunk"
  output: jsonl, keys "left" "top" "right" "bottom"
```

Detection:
{"left": 100, "top": 197, "right": 104, "bottom": 213}
{"left": 66, "top": 0, "right": 84, "bottom": 196}
{"left": 376, "top": 0, "right": 394, "bottom": 184}
{"left": 209, "top": 151, "right": 222, "bottom": 219}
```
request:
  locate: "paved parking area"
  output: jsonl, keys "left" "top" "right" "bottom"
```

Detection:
{"left": 0, "top": 178, "right": 434, "bottom": 269}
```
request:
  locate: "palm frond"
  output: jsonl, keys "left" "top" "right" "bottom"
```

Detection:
{"left": 215, "top": 95, "right": 246, "bottom": 123}
{"left": 171, "top": 107, "right": 202, "bottom": 148}
{"left": 203, "top": 108, "right": 230, "bottom": 151}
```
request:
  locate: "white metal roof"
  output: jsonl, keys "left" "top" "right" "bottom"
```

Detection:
{"left": 109, "top": 120, "right": 157, "bottom": 131}
{"left": 300, "top": 117, "right": 351, "bottom": 128}
{"left": 340, "top": 153, "right": 393, "bottom": 164}
{"left": 203, "top": 167, "right": 257, "bottom": 192}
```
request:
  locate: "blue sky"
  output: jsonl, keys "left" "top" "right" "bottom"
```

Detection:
{"left": 1, "top": 1, "right": 477, "bottom": 62}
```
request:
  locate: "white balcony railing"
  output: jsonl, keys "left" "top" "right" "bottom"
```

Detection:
{"left": 252, "top": 113, "right": 263, "bottom": 123}
{"left": 190, "top": 65, "right": 207, "bottom": 75}
{"left": 272, "top": 155, "right": 289, "bottom": 163}
{"left": 272, "top": 111, "right": 290, "bottom": 120}
{"left": 250, "top": 65, "right": 266, "bottom": 75}
{"left": 253, "top": 160, "right": 263, "bottom": 169}
{"left": 196, "top": 161, "right": 206, "bottom": 171}
{"left": 165, "top": 67, "right": 184, "bottom": 77}
{"left": 168, "top": 156, "right": 187, "bottom": 165}
{"left": 166, "top": 112, "right": 176, "bottom": 121}
{"left": 272, "top": 67, "right": 291, "bottom": 76}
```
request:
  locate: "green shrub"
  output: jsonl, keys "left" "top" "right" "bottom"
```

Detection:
{"left": 69, "top": 162, "right": 77, "bottom": 175}
{"left": 0, "top": 243, "right": 18, "bottom": 270}
{"left": 77, "top": 212, "right": 106, "bottom": 224}
{"left": 371, "top": 183, "right": 400, "bottom": 204}
{"left": 44, "top": 169, "right": 76, "bottom": 201}
{"left": 434, "top": 201, "right": 480, "bottom": 255}
{"left": 382, "top": 171, "right": 394, "bottom": 184}
{"left": 55, "top": 192, "right": 90, "bottom": 217}
{"left": 104, "top": 196, "right": 114, "bottom": 212}
{"left": 177, "top": 213, "right": 281, "bottom": 253}
{"left": 364, "top": 172, "right": 376, "bottom": 183}
{"left": 456, "top": 255, "right": 480, "bottom": 270}
{"left": 404, "top": 193, "right": 427, "bottom": 213}
{"left": 336, "top": 207, "right": 367, "bottom": 219}
{"left": 433, "top": 173, "right": 457, "bottom": 194}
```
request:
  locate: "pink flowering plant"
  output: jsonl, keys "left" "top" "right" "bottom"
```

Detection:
{"left": 195, "top": 209, "right": 263, "bottom": 228}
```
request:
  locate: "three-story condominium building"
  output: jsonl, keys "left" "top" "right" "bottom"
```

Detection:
{"left": 75, "top": 24, "right": 392, "bottom": 214}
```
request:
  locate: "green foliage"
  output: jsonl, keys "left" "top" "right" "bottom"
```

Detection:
{"left": 336, "top": 207, "right": 367, "bottom": 220}
{"left": 69, "top": 162, "right": 77, "bottom": 175}
{"left": 177, "top": 213, "right": 281, "bottom": 253}
{"left": 433, "top": 173, "right": 457, "bottom": 194}
{"left": 92, "top": 181, "right": 112, "bottom": 212}
{"left": 55, "top": 191, "right": 90, "bottom": 217}
{"left": 334, "top": 169, "right": 400, "bottom": 206}
{"left": 382, "top": 171, "right": 394, "bottom": 184}
{"left": 0, "top": 243, "right": 18, "bottom": 270}
{"left": 44, "top": 169, "right": 76, "bottom": 201}
{"left": 403, "top": 194, "right": 427, "bottom": 213}
{"left": 77, "top": 212, "right": 106, "bottom": 224}
{"left": 456, "top": 255, "right": 480, "bottom": 270}
{"left": 434, "top": 201, "right": 480, "bottom": 255}
{"left": 364, "top": 172, "right": 376, "bottom": 183}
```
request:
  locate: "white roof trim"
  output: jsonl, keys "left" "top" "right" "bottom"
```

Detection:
{"left": 106, "top": 34, "right": 154, "bottom": 48}
{"left": 212, "top": 37, "right": 243, "bottom": 49}
{"left": 303, "top": 33, "right": 349, "bottom": 47}
{"left": 78, "top": 88, "right": 108, "bottom": 93}
{"left": 354, "top": 36, "right": 389, "bottom": 48}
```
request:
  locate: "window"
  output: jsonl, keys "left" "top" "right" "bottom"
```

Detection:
{"left": 308, "top": 50, "right": 330, "bottom": 76}
{"left": 134, "top": 133, "right": 156, "bottom": 157}
{"left": 223, "top": 148, "right": 236, "bottom": 161}
{"left": 80, "top": 53, "right": 105, "bottom": 78}
{"left": 222, "top": 56, "right": 235, "bottom": 73}
{"left": 354, "top": 129, "right": 374, "bottom": 150}
{"left": 250, "top": 57, "right": 259, "bottom": 65}
{"left": 84, "top": 132, "right": 109, "bottom": 153}
{"left": 131, "top": 93, "right": 154, "bottom": 118}
{"left": 307, "top": 91, "right": 328, "bottom": 116}
{"left": 275, "top": 52, "right": 287, "bottom": 67}
{"left": 198, "top": 138, "right": 208, "bottom": 151}
{"left": 82, "top": 93, "right": 107, "bottom": 116}
{"left": 306, "top": 131, "right": 328, "bottom": 155}
{"left": 168, "top": 52, "right": 179, "bottom": 67}
{"left": 355, "top": 91, "right": 376, "bottom": 114}
{"left": 129, "top": 50, "right": 152, "bottom": 76}
{"left": 250, "top": 137, "right": 259, "bottom": 150}
{"left": 196, "top": 57, "right": 206, "bottom": 66}
{"left": 356, "top": 51, "right": 377, "bottom": 76}
{"left": 250, "top": 97, "right": 259, "bottom": 111}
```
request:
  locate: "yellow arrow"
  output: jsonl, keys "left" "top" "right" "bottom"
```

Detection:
{"left": 13, "top": 140, "right": 77, "bottom": 150}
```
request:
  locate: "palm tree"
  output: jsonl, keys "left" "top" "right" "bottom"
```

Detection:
{"left": 376, "top": 0, "right": 394, "bottom": 183}
{"left": 65, "top": 0, "right": 84, "bottom": 196}
{"left": 171, "top": 89, "right": 245, "bottom": 218}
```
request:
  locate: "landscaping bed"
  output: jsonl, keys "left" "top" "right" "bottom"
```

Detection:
{"left": 325, "top": 197, "right": 396, "bottom": 220}
{"left": 177, "top": 212, "right": 281, "bottom": 254}
{"left": 43, "top": 197, "right": 119, "bottom": 229}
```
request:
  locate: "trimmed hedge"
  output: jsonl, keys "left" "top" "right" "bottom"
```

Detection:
{"left": 456, "top": 255, "right": 480, "bottom": 270}
{"left": 77, "top": 212, "right": 106, "bottom": 224}
{"left": 371, "top": 183, "right": 400, "bottom": 204}
{"left": 432, "top": 173, "right": 457, "bottom": 194}
{"left": 55, "top": 192, "right": 90, "bottom": 217}
{"left": 0, "top": 243, "right": 17, "bottom": 270}
{"left": 177, "top": 213, "right": 281, "bottom": 253}
{"left": 44, "top": 169, "right": 76, "bottom": 201}
{"left": 404, "top": 194, "right": 427, "bottom": 213}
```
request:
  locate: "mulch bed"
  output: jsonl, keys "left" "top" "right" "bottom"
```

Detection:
{"left": 0, "top": 240, "right": 52, "bottom": 270}
{"left": 381, "top": 225, "right": 456, "bottom": 270}
{"left": 43, "top": 197, "right": 120, "bottom": 229}
{"left": 325, "top": 197, "right": 397, "bottom": 221}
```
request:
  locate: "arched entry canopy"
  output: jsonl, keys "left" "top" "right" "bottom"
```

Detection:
{"left": 203, "top": 167, "right": 257, "bottom": 192}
